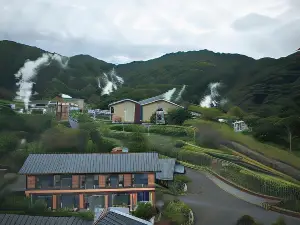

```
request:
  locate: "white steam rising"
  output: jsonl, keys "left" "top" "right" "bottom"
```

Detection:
{"left": 163, "top": 88, "right": 176, "bottom": 101}
{"left": 14, "top": 53, "right": 68, "bottom": 110}
{"left": 100, "top": 68, "right": 124, "bottom": 95}
{"left": 175, "top": 85, "right": 186, "bottom": 102}
{"left": 159, "top": 84, "right": 186, "bottom": 102}
{"left": 200, "top": 82, "right": 222, "bottom": 108}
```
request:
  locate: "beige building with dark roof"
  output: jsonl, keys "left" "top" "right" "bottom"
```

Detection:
{"left": 108, "top": 97, "right": 183, "bottom": 123}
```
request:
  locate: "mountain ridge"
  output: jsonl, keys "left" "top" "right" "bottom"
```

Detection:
{"left": 0, "top": 40, "right": 299, "bottom": 118}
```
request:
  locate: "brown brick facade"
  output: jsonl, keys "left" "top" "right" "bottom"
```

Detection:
{"left": 27, "top": 176, "right": 36, "bottom": 189}
{"left": 124, "top": 174, "right": 132, "bottom": 187}
{"left": 99, "top": 175, "right": 106, "bottom": 187}
{"left": 72, "top": 175, "right": 79, "bottom": 189}
{"left": 148, "top": 173, "right": 155, "bottom": 185}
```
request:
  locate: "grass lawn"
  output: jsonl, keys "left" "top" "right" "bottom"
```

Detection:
{"left": 185, "top": 119, "right": 300, "bottom": 170}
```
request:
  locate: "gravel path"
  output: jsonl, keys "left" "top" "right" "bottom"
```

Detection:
{"left": 179, "top": 168, "right": 300, "bottom": 225}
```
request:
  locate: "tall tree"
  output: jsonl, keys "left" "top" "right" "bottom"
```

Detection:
{"left": 274, "top": 116, "right": 300, "bottom": 152}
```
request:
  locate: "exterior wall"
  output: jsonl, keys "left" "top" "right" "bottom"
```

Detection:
{"left": 27, "top": 176, "right": 36, "bottom": 189}
{"left": 134, "top": 103, "right": 142, "bottom": 123}
{"left": 111, "top": 101, "right": 136, "bottom": 123}
{"left": 25, "top": 172, "right": 156, "bottom": 210}
{"left": 29, "top": 190, "right": 155, "bottom": 210}
{"left": 64, "top": 99, "right": 84, "bottom": 110}
{"left": 56, "top": 103, "right": 69, "bottom": 121}
{"left": 142, "top": 100, "right": 180, "bottom": 122}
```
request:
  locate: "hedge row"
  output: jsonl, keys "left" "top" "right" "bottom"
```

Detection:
{"left": 152, "top": 141, "right": 300, "bottom": 199}
{"left": 109, "top": 124, "right": 194, "bottom": 137}
{"left": 217, "top": 163, "right": 300, "bottom": 199}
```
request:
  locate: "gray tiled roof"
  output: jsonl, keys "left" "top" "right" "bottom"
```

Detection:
{"left": 156, "top": 159, "right": 176, "bottom": 180}
{"left": 95, "top": 209, "right": 151, "bottom": 225}
{"left": 19, "top": 153, "right": 160, "bottom": 175}
{"left": 0, "top": 214, "right": 92, "bottom": 225}
{"left": 108, "top": 99, "right": 139, "bottom": 107}
{"left": 138, "top": 95, "right": 164, "bottom": 105}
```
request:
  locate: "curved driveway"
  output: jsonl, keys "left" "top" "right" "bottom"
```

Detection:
{"left": 179, "top": 168, "right": 300, "bottom": 225}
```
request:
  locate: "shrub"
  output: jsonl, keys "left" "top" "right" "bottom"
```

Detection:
{"left": 195, "top": 124, "right": 223, "bottom": 149}
{"left": 109, "top": 124, "right": 194, "bottom": 138}
{"left": 227, "top": 106, "right": 246, "bottom": 119}
{"left": 167, "top": 108, "right": 192, "bottom": 125}
{"left": 236, "top": 215, "right": 256, "bottom": 225}
{"left": 174, "top": 140, "right": 185, "bottom": 148}
{"left": 162, "top": 200, "right": 190, "bottom": 225}
{"left": 177, "top": 150, "right": 213, "bottom": 167}
{"left": 174, "top": 175, "right": 192, "bottom": 184}
{"left": 127, "top": 131, "right": 150, "bottom": 152}
{"left": 0, "top": 132, "right": 19, "bottom": 156}
{"left": 132, "top": 202, "right": 156, "bottom": 220}
{"left": 276, "top": 200, "right": 300, "bottom": 212}
{"left": 272, "top": 217, "right": 286, "bottom": 225}
{"left": 29, "top": 199, "right": 48, "bottom": 212}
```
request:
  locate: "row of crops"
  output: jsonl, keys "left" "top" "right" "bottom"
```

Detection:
{"left": 151, "top": 141, "right": 300, "bottom": 199}
{"left": 106, "top": 127, "right": 300, "bottom": 200}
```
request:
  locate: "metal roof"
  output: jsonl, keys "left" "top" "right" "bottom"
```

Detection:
{"left": 108, "top": 99, "right": 139, "bottom": 107}
{"left": 95, "top": 208, "right": 151, "bottom": 225}
{"left": 156, "top": 159, "right": 176, "bottom": 180}
{"left": 139, "top": 97, "right": 184, "bottom": 108}
{"left": 29, "top": 100, "right": 50, "bottom": 105}
{"left": 138, "top": 96, "right": 164, "bottom": 106}
{"left": 0, "top": 214, "right": 92, "bottom": 225}
{"left": 19, "top": 153, "right": 160, "bottom": 175}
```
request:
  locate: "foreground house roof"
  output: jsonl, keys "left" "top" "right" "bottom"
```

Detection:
{"left": 156, "top": 158, "right": 176, "bottom": 180}
{"left": 0, "top": 214, "right": 91, "bottom": 225}
{"left": 95, "top": 208, "right": 152, "bottom": 225}
{"left": 19, "top": 153, "right": 160, "bottom": 175}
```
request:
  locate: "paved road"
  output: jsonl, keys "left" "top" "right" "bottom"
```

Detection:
{"left": 179, "top": 168, "right": 300, "bottom": 225}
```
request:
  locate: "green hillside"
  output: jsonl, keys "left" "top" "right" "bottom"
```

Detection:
{"left": 0, "top": 40, "right": 300, "bottom": 151}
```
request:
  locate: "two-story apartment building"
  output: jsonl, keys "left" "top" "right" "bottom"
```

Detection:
{"left": 19, "top": 153, "right": 160, "bottom": 211}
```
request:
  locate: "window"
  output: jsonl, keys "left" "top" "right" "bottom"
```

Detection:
{"left": 59, "top": 194, "right": 79, "bottom": 209}
{"left": 137, "top": 192, "right": 150, "bottom": 202}
{"left": 111, "top": 107, "right": 114, "bottom": 113}
{"left": 132, "top": 174, "right": 148, "bottom": 187}
{"left": 105, "top": 175, "right": 118, "bottom": 188}
{"left": 80, "top": 175, "right": 86, "bottom": 189}
{"left": 94, "top": 175, "right": 99, "bottom": 188}
{"left": 54, "top": 175, "right": 61, "bottom": 188}
{"left": 60, "top": 175, "right": 72, "bottom": 189}
{"left": 85, "top": 175, "right": 94, "bottom": 189}
{"left": 32, "top": 194, "right": 53, "bottom": 208}
{"left": 113, "top": 193, "right": 130, "bottom": 207}
{"left": 106, "top": 175, "right": 111, "bottom": 187}
{"left": 118, "top": 175, "right": 124, "bottom": 187}
{"left": 36, "top": 176, "right": 53, "bottom": 189}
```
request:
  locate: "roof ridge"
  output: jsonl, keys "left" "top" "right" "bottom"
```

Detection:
{"left": 28, "top": 152, "right": 158, "bottom": 155}
{"left": 93, "top": 208, "right": 109, "bottom": 225}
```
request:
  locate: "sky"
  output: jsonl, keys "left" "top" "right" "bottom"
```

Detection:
{"left": 0, "top": 0, "right": 299, "bottom": 64}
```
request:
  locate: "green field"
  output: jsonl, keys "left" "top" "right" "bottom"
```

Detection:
{"left": 184, "top": 119, "right": 300, "bottom": 170}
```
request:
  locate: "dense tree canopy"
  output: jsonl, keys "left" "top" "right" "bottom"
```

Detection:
{"left": 1, "top": 40, "right": 300, "bottom": 151}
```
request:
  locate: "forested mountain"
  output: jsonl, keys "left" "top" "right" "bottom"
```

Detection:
{"left": 0, "top": 40, "right": 299, "bottom": 118}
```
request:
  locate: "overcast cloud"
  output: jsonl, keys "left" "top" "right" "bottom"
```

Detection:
{"left": 0, "top": 0, "right": 299, "bottom": 64}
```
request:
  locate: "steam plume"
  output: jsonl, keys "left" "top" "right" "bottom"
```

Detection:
{"left": 14, "top": 53, "right": 68, "bottom": 110}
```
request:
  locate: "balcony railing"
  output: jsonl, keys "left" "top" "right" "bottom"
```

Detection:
{"left": 29, "top": 183, "right": 155, "bottom": 190}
